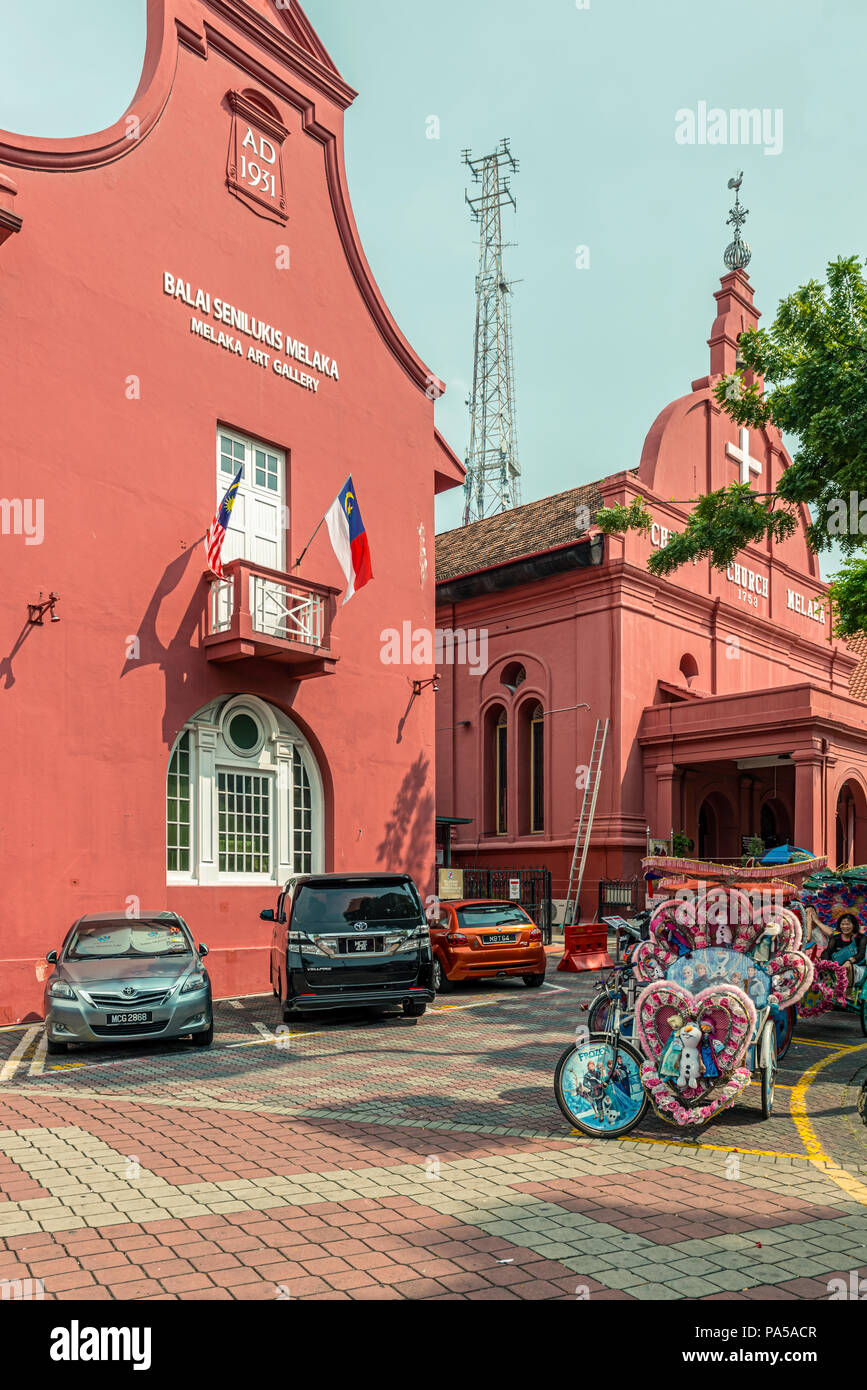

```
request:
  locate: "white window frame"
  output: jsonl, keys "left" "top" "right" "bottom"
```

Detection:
{"left": 167, "top": 696, "right": 324, "bottom": 887}
{"left": 216, "top": 426, "right": 287, "bottom": 572}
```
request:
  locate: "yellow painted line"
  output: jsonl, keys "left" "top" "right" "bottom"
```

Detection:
{"left": 0, "top": 1026, "right": 40, "bottom": 1081}
{"left": 791, "top": 1041, "right": 867, "bottom": 1207}
{"left": 573, "top": 1131, "right": 815, "bottom": 1162}
{"left": 27, "top": 1033, "right": 48, "bottom": 1076}
{"left": 794, "top": 1037, "right": 862, "bottom": 1052}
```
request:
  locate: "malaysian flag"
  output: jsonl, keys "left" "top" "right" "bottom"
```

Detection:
{"left": 205, "top": 468, "right": 243, "bottom": 578}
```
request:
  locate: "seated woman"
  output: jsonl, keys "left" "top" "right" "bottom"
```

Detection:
{"left": 804, "top": 905, "right": 832, "bottom": 952}
{"left": 822, "top": 914, "right": 867, "bottom": 991}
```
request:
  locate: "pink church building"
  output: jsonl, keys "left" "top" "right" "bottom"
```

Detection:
{"left": 436, "top": 263, "right": 867, "bottom": 921}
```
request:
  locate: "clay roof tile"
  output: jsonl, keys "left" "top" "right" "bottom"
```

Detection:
{"left": 435, "top": 482, "right": 604, "bottom": 583}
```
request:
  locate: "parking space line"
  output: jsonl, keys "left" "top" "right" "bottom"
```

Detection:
{"left": 793, "top": 1037, "right": 861, "bottom": 1050}
{"left": 0, "top": 1026, "right": 40, "bottom": 1081}
{"left": 27, "top": 1032, "right": 48, "bottom": 1076}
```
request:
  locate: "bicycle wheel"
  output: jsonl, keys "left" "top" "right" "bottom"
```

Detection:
{"left": 587, "top": 993, "right": 612, "bottom": 1033}
{"left": 554, "top": 1035, "right": 647, "bottom": 1138}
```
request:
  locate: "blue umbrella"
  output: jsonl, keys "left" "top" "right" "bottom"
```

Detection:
{"left": 760, "top": 843, "right": 813, "bottom": 865}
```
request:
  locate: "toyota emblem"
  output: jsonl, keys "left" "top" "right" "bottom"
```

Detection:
{"left": 122, "top": 986, "right": 137, "bottom": 997}
{"left": 354, "top": 921, "right": 368, "bottom": 933}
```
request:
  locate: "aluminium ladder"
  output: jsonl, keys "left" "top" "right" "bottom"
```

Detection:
{"left": 563, "top": 718, "right": 610, "bottom": 926}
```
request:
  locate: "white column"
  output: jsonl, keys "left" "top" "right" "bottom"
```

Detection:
{"left": 195, "top": 723, "right": 220, "bottom": 885}
{"left": 274, "top": 733, "right": 298, "bottom": 883}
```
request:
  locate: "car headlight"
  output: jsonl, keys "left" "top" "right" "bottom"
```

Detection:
{"left": 48, "top": 980, "right": 75, "bottom": 1000}
{"left": 180, "top": 972, "right": 207, "bottom": 994}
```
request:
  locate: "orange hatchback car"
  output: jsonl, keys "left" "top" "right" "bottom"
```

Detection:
{"left": 430, "top": 899, "right": 547, "bottom": 992}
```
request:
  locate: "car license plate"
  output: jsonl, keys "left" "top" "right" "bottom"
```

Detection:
{"left": 350, "top": 941, "right": 370, "bottom": 953}
{"left": 483, "top": 934, "right": 516, "bottom": 945}
{"left": 107, "top": 1011, "right": 152, "bottom": 1025}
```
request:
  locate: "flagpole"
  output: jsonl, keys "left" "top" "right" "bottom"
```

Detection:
{"left": 293, "top": 516, "right": 326, "bottom": 571}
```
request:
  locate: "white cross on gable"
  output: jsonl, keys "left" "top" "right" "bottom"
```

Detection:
{"left": 726, "top": 427, "right": 763, "bottom": 487}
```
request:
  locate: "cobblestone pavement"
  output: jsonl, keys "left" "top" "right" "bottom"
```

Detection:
{"left": 0, "top": 958, "right": 865, "bottom": 1301}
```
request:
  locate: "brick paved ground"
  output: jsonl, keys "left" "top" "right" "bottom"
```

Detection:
{"left": 1, "top": 961, "right": 865, "bottom": 1300}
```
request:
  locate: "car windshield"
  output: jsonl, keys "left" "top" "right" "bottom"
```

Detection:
{"left": 66, "top": 920, "right": 192, "bottom": 961}
{"left": 457, "top": 904, "right": 531, "bottom": 929}
{"left": 293, "top": 884, "right": 421, "bottom": 930}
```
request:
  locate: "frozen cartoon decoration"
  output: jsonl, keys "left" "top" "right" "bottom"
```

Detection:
{"left": 636, "top": 981, "right": 756, "bottom": 1126}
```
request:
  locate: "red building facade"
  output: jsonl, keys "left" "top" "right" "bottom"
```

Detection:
{"left": 436, "top": 266, "right": 867, "bottom": 920}
{"left": 0, "top": 0, "right": 463, "bottom": 1023}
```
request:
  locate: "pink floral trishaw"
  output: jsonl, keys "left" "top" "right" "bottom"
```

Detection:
{"left": 555, "top": 878, "right": 814, "bottom": 1137}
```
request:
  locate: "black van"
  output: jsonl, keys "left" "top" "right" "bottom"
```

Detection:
{"left": 262, "top": 874, "right": 435, "bottom": 1019}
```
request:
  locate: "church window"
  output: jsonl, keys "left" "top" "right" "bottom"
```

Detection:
{"left": 530, "top": 704, "right": 545, "bottom": 833}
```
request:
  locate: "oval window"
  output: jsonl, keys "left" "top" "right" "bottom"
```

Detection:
{"left": 226, "top": 711, "right": 262, "bottom": 755}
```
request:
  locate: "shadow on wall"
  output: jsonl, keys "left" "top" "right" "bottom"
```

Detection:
{"left": 120, "top": 539, "right": 207, "bottom": 742}
{"left": 377, "top": 753, "right": 434, "bottom": 884}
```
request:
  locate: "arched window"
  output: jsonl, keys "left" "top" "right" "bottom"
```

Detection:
{"left": 167, "top": 696, "right": 323, "bottom": 884}
{"left": 496, "top": 709, "right": 508, "bottom": 835}
{"left": 501, "top": 662, "right": 526, "bottom": 695}
{"left": 167, "top": 732, "right": 192, "bottom": 874}
{"left": 530, "top": 703, "right": 545, "bottom": 833}
{"left": 679, "top": 653, "right": 699, "bottom": 687}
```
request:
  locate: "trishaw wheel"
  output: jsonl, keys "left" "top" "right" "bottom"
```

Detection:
{"left": 860, "top": 998, "right": 867, "bottom": 1039}
{"left": 760, "top": 1024, "right": 777, "bottom": 1119}
{"left": 554, "top": 1035, "right": 647, "bottom": 1138}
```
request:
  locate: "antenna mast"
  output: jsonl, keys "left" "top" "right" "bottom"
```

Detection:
{"left": 461, "top": 139, "right": 521, "bottom": 526}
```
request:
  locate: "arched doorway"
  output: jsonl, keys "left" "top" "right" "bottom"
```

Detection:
{"left": 836, "top": 779, "right": 867, "bottom": 867}
{"left": 698, "top": 801, "right": 717, "bottom": 859}
{"left": 760, "top": 797, "right": 790, "bottom": 851}
{"left": 697, "top": 791, "right": 738, "bottom": 859}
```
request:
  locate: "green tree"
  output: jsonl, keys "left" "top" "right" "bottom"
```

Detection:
{"left": 596, "top": 255, "right": 867, "bottom": 636}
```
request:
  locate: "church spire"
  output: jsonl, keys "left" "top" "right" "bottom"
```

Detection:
{"left": 704, "top": 172, "right": 760, "bottom": 382}
{"left": 723, "top": 172, "right": 751, "bottom": 271}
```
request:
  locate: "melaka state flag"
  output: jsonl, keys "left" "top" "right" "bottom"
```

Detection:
{"left": 205, "top": 467, "right": 243, "bottom": 579}
{"left": 324, "top": 476, "right": 373, "bottom": 604}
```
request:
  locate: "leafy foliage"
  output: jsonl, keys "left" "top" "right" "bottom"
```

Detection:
{"left": 595, "top": 498, "right": 653, "bottom": 537}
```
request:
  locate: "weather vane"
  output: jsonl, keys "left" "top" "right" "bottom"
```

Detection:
{"left": 724, "top": 171, "right": 751, "bottom": 271}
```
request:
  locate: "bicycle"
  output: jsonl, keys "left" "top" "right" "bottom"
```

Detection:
{"left": 554, "top": 963, "right": 649, "bottom": 1138}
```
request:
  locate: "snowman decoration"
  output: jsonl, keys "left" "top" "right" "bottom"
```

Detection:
{"left": 660, "top": 1014, "right": 725, "bottom": 1091}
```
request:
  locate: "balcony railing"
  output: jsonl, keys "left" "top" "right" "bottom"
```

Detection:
{"left": 203, "top": 559, "right": 339, "bottom": 678}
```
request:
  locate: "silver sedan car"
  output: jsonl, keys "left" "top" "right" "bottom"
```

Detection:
{"left": 44, "top": 912, "right": 213, "bottom": 1053}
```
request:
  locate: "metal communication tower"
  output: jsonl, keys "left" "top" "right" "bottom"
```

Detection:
{"left": 462, "top": 139, "right": 521, "bottom": 526}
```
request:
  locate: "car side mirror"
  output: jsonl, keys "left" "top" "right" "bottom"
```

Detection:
{"left": 198, "top": 943, "right": 209, "bottom": 957}
{"left": 46, "top": 950, "right": 58, "bottom": 964}
{"left": 260, "top": 909, "right": 275, "bottom": 922}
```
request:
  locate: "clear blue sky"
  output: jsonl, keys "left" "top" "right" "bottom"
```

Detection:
{"left": 1, "top": 0, "right": 862, "bottom": 570}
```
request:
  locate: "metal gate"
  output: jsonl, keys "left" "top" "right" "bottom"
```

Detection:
{"left": 459, "top": 867, "right": 553, "bottom": 944}
{"left": 597, "top": 878, "right": 641, "bottom": 919}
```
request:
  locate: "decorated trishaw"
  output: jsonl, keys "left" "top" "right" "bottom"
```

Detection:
{"left": 798, "top": 868, "right": 867, "bottom": 1033}
{"left": 554, "top": 858, "right": 817, "bottom": 1137}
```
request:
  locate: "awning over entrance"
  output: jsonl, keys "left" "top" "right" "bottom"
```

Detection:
{"left": 638, "top": 682, "right": 867, "bottom": 863}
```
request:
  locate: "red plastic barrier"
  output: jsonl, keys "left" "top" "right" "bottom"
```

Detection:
{"left": 557, "top": 922, "right": 614, "bottom": 973}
